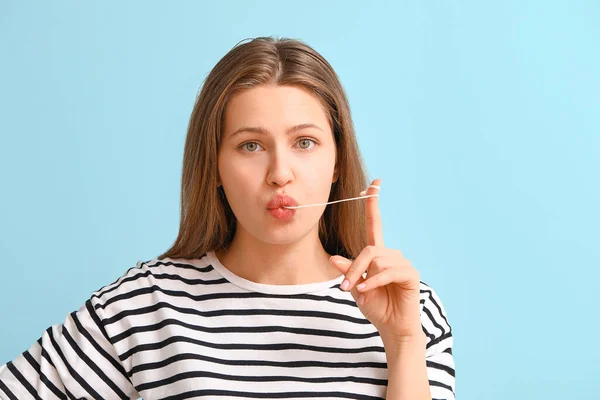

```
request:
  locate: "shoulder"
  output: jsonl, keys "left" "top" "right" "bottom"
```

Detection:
{"left": 88, "top": 254, "right": 218, "bottom": 315}
{"left": 418, "top": 281, "right": 453, "bottom": 351}
{"left": 419, "top": 282, "right": 456, "bottom": 399}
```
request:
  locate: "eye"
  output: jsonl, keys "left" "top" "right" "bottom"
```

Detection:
{"left": 240, "top": 142, "right": 263, "bottom": 152}
{"left": 297, "top": 138, "right": 316, "bottom": 150}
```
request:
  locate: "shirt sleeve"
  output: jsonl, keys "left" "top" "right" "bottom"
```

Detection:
{"left": 420, "top": 282, "right": 456, "bottom": 400}
{"left": 0, "top": 289, "right": 139, "bottom": 399}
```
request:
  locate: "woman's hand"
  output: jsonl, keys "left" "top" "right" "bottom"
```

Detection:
{"left": 329, "top": 178, "right": 425, "bottom": 345}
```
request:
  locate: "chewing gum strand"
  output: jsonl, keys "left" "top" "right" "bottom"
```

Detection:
{"left": 283, "top": 184, "right": 380, "bottom": 209}
{"left": 359, "top": 184, "right": 380, "bottom": 197}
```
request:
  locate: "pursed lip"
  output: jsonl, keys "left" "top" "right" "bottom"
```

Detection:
{"left": 267, "top": 194, "right": 298, "bottom": 210}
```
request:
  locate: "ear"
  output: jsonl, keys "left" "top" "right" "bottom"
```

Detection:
{"left": 332, "top": 165, "right": 339, "bottom": 184}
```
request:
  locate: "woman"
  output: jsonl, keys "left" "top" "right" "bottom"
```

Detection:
{"left": 0, "top": 36, "right": 455, "bottom": 399}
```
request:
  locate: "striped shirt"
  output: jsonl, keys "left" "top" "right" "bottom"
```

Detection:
{"left": 0, "top": 251, "right": 455, "bottom": 399}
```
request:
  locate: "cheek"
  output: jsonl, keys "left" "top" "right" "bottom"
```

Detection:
{"left": 306, "top": 150, "right": 336, "bottom": 185}
{"left": 219, "top": 159, "right": 260, "bottom": 201}
{"left": 219, "top": 153, "right": 249, "bottom": 185}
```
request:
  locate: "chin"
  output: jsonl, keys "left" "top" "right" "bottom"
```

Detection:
{"left": 258, "top": 228, "right": 302, "bottom": 245}
{"left": 235, "top": 210, "right": 321, "bottom": 244}
{"left": 255, "top": 223, "right": 315, "bottom": 246}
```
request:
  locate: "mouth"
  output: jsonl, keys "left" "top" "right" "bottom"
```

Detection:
{"left": 266, "top": 194, "right": 298, "bottom": 221}
{"left": 266, "top": 194, "right": 298, "bottom": 210}
{"left": 267, "top": 207, "right": 296, "bottom": 221}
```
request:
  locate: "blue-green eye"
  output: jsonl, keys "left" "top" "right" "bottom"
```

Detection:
{"left": 241, "top": 142, "right": 262, "bottom": 152}
{"left": 297, "top": 138, "right": 316, "bottom": 150}
{"left": 240, "top": 138, "right": 316, "bottom": 152}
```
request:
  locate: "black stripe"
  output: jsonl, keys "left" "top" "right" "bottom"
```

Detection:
{"left": 0, "top": 372, "right": 19, "bottom": 400}
{"left": 23, "top": 351, "right": 67, "bottom": 400}
{"left": 145, "top": 259, "right": 214, "bottom": 274}
{"left": 162, "top": 389, "right": 384, "bottom": 400}
{"left": 40, "top": 345, "right": 56, "bottom": 368}
{"left": 426, "top": 331, "right": 453, "bottom": 351}
{"left": 130, "top": 351, "right": 387, "bottom": 375}
{"left": 112, "top": 318, "right": 380, "bottom": 343}
{"left": 70, "top": 308, "right": 132, "bottom": 382}
{"left": 421, "top": 324, "right": 436, "bottom": 344}
{"left": 91, "top": 259, "right": 212, "bottom": 300}
{"left": 95, "top": 271, "right": 228, "bottom": 309}
{"left": 137, "top": 369, "right": 387, "bottom": 392}
{"left": 62, "top": 317, "right": 130, "bottom": 399}
{"left": 103, "top": 302, "right": 370, "bottom": 327}
{"left": 46, "top": 326, "right": 104, "bottom": 400}
{"left": 92, "top": 264, "right": 139, "bottom": 297}
{"left": 96, "top": 283, "right": 356, "bottom": 311}
{"left": 65, "top": 387, "right": 79, "bottom": 400}
{"left": 426, "top": 359, "right": 456, "bottom": 377}
{"left": 6, "top": 361, "right": 42, "bottom": 400}
{"left": 120, "top": 335, "right": 385, "bottom": 361}
{"left": 38, "top": 346, "right": 80, "bottom": 399}
{"left": 85, "top": 300, "right": 116, "bottom": 348}
{"left": 422, "top": 304, "right": 447, "bottom": 336}
{"left": 429, "top": 378, "right": 454, "bottom": 393}
{"left": 421, "top": 289, "right": 451, "bottom": 329}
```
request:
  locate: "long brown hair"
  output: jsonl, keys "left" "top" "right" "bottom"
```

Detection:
{"left": 158, "top": 36, "right": 369, "bottom": 261}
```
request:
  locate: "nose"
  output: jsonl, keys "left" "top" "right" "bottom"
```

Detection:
{"left": 266, "top": 146, "right": 294, "bottom": 188}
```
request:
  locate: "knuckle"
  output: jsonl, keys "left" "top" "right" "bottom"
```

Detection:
{"left": 411, "top": 266, "right": 420, "bottom": 279}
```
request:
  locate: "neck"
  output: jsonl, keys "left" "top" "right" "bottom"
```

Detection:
{"left": 214, "top": 225, "right": 342, "bottom": 285}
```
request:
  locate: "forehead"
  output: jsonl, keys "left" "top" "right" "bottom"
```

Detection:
{"left": 223, "top": 85, "right": 331, "bottom": 135}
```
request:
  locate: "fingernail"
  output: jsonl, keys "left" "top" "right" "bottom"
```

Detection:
{"left": 341, "top": 279, "right": 350, "bottom": 291}
{"left": 357, "top": 294, "right": 365, "bottom": 305}
{"left": 357, "top": 283, "right": 366, "bottom": 290}
{"left": 359, "top": 190, "right": 366, "bottom": 196}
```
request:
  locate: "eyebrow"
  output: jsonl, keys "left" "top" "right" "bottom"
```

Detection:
{"left": 229, "top": 123, "right": 323, "bottom": 138}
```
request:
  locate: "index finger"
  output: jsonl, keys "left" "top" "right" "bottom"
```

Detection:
{"left": 365, "top": 178, "right": 384, "bottom": 247}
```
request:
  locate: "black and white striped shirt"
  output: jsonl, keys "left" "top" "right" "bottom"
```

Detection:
{"left": 0, "top": 251, "right": 455, "bottom": 399}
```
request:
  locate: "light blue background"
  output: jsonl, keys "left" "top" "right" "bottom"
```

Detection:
{"left": 1, "top": 1, "right": 598, "bottom": 399}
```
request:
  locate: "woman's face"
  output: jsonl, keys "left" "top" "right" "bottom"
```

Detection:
{"left": 218, "top": 84, "right": 338, "bottom": 245}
